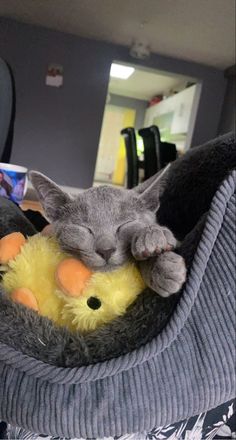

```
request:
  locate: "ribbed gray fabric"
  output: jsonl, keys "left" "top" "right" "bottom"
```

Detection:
{"left": 0, "top": 172, "right": 235, "bottom": 438}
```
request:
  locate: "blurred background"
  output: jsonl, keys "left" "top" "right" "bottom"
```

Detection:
{"left": 0, "top": 0, "right": 235, "bottom": 193}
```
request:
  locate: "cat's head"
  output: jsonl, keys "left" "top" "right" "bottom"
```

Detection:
{"left": 30, "top": 169, "right": 168, "bottom": 271}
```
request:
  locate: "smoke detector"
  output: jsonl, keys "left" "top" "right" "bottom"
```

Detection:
{"left": 130, "top": 39, "right": 151, "bottom": 60}
{"left": 130, "top": 22, "right": 151, "bottom": 60}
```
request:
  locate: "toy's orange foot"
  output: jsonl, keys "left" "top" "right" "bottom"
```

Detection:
{"left": 11, "top": 287, "right": 39, "bottom": 312}
{"left": 0, "top": 232, "right": 26, "bottom": 264}
{"left": 56, "top": 258, "right": 92, "bottom": 297}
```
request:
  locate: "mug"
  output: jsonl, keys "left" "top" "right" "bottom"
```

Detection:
{"left": 0, "top": 162, "right": 28, "bottom": 204}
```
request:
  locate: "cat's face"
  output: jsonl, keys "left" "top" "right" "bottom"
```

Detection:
{"left": 53, "top": 186, "right": 156, "bottom": 270}
{"left": 30, "top": 170, "right": 168, "bottom": 271}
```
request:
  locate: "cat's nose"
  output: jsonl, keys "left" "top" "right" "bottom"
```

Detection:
{"left": 97, "top": 247, "right": 116, "bottom": 262}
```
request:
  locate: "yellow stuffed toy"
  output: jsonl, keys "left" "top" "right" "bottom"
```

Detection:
{"left": 0, "top": 232, "right": 145, "bottom": 333}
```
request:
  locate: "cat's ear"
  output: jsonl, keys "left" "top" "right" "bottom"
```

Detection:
{"left": 29, "top": 171, "right": 72, "bottom": 221}
{"left": 133, "top": 165, "right": 170, "bottom": 212}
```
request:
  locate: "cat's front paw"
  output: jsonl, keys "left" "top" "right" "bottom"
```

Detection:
{"left": 150, "top": 252, "right": 186, "bottom": 297}
{"left": 131, "top": 225, "right": 176, "bottom": 261}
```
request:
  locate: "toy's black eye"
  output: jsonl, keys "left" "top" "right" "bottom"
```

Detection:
{"left": 87, "top": 297, "right": 101, "bottom": 310}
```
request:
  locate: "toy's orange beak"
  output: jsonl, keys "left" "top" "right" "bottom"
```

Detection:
{"left": 55, "top": 258, "right": 92, "bottom": 297}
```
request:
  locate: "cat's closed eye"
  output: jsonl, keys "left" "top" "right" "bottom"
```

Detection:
{"left": 80, "top": 225, "right": 94, "bottom": 236}
{"left": 117, "top": 220, "right": 137, "bottom": 233}
{"left": 63, "top": 224, "right": 93, "bottom": 236}
{"left": 58, "top": 224, "right": 94, "bottom": 252}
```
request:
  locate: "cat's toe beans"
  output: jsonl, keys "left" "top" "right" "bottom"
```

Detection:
{"left": 132, "top": 226, "right": 178, "bottom": 260}
{"left": 150, "top": 271, "right": 180, "bottom": 296}
{"left": 148, "top": 226, "right": 176, "bottom": 252}
{"left": 132, "top": 235, "right": 150, "bottom": 259}
{"left": 152, "top": 252, "right": 187, "bottom": 295}
{"left": 152, "top": 273, "right": 185, "bottom": 296}
{"left": 161, "top": 228, "right": 177, "bottom": 249}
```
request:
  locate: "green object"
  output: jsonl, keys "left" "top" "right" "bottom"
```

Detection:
{"left": 136, "top": 132, "right": 144, "bottom": 157}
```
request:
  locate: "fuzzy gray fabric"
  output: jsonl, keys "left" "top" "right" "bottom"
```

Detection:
{"left": 0, "top": 133, "right": 235, "bottom": 368}
{"left": 0, "top": 170, "right": 235, "bottom": 438}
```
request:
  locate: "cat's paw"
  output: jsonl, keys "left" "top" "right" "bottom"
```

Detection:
{"left": 149, "top": 251, "right": 186, "bottom": 297}
{"left": 131, "top": 225, "right": 176, "bottom": 261}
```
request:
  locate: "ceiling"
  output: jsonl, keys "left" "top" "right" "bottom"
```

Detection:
{"left": 109, "top": 66, "right": 191, "bottom": 100}
{"left": 0, "top": 0, "right": 235, "bottom": 69}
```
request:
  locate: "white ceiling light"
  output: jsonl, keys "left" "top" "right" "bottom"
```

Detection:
{"left": 110, "top": 63, "right": 135, "bottom": 79}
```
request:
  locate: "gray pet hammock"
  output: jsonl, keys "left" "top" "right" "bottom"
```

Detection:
{"left": 0, "top": 169, "right": 235, "bottom": 439}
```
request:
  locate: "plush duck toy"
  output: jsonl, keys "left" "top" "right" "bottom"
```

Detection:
{"left": 0, "top": 232, "right": 145, "bottom": 333}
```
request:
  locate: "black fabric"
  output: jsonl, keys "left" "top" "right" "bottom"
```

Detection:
{"left": 160, "top": 141, "right": 177, "bottom": 167}
{"left": 0, "top": 62, "right": 16, "bottom": 163}
{"left": 23, "top": 209, "right": 48, "bottom": 232}
{"left": 157, "top": 131, "right": 236, "bottom": 240}
{"left": 0, "top": 197, "right": 36, "bottom": 239}
{"left": 0, "top": 422, "right": 7, "bottom": 440}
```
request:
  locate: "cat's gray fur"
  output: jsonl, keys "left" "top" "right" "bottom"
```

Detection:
{"left": 29, "top": 169, "right": 186, "bottom": 297}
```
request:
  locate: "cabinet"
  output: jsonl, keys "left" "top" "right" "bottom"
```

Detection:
{"left": 144, "top": 85, "right": 197, "bottom": 135}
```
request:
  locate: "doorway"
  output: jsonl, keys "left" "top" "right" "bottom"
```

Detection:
{"left": 94, "top": 62, "right": 198, "bottom": 187}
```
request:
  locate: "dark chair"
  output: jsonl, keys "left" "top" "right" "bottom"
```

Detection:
{"left": 121, "top": 127, "right": 139, "bottom": 189}
{"left": 138, "top": 126, "right": 161, "bottom": 178}
{"left": 0, "top": 58, "right": 15, "bottom": 163}
{"left": 139, "top": 125, "right": 177, "bottom": 177}
{"left": 160, "top": 141, "right": 177, "bottom": 168}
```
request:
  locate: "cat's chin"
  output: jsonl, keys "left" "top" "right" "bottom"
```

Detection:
{"left": 84, "top": 261, "right": 123, "bottom": 272}
{"left": 95, "top": 262, "right": 124, "bottom": 272}
{"left": 79, "top": 253, "right": 132, "bottom": 272}
{"left": 90, "top": 257, "right": 133, "bottom": 272}
{"left": 82, "top": 259, "right": 128, "bottom": 272}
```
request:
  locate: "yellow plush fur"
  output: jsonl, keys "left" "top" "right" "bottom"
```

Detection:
{"left": 2, "top": 234, "right": 145, "bottom": 332}
{"left": 2, "top": 235, "right": 67, "bottom": 326}
{"left": 61, "top": 263, "right": 145, "bottom": 332}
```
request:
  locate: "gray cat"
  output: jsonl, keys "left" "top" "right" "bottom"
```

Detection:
{"left": 30, "top": 170, "right": 186, "bottom": 297}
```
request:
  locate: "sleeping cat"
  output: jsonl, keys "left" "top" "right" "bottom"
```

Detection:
{"left": 30, "top": 170, "right": 186, "bottom": 297}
